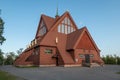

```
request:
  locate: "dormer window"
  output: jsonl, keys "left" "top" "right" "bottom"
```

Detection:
{"left": 58, "top": 17, "right": 76, "bottom": 34}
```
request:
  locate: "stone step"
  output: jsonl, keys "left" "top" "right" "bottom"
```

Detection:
{"left": 90, "top": 63, "right": 100, "bottom": 67}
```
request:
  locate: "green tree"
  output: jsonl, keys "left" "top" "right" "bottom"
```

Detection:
{"left": 0, "top": 15, "right": 6, "bottom": 45}
{"left": 5, "top": 52, "right": 16, "bottom": 65}
{"left": 0, "top": 49, "right": 4, "bottom": 65}
{"left": 102, "top": 54, "right": 120, "bottom": 65}
{"left": 16, "top": 48, "right": 23, "bottom": 55}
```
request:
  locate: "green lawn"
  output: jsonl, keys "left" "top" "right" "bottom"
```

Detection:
{"left": 16, "top": 65, "right": 38, "bottom": 68}
{"left": 0, "top": 70, "right": 25, "bottom": 80}
{"left": 116, "top": 72, "right": 120, "bottom": 74}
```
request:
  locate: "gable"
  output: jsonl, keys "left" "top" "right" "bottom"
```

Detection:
{"left": 50, "top": 11, "right": 78, "bottom": 34}
{"left": 66, "top": 28, "right": 84, "bottom": 50}
{"left": 76, "top": 31, "right": 96, "bottom": 50}
{"left": 42, "top": 15, "right": 55, "bottom": 30}
{"left": 67, "top": 27, "right": 99, "bottom": 53}
{"left": 36, "top": 19, "right": 47, "bottom": 37}
{"left": 57, "top": 16, "right": 76, "bottom": 34}
{"left": 35, "top": 15, "right": 55, "bottom": 38}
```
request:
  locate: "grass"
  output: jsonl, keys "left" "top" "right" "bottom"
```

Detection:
{"left": 0, "top": 70, "right": 25, "bottom": 80}
{"left": 116, "top": 72, "right": 120, "bottom": 74}
{"left": 0, "top": 70, "right": 17, "bottom": 80}
{"left": 16, "top": 65, "right": 38, "bottom": 68}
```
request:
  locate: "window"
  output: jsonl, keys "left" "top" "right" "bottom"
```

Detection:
{"left": 45, "top": 49, "right": 53, "bottom": 54}
{"left": 64, "top": 17, "right": 68, "bottom": 24}
{"left": 68, "top": 18, "right": 70, "bottom": 25}
{"left": 90, "top": 54, "right": 94, "bottom": 58}
{"left": 79, "top": 54, "right": 85, "bottom": 58}
{"left": 68, "top": 26, "right": 71, "bottom": 34}
{"left": 40, "top": 20, "right": 44, "bottom": 28}
{"left": 58, "top": 25, "right": 61, "bottom": 32}
{"left": 65, "top": 25, "right": 67, "bottom": 34}
{"left": 38, "top": 26, "right": 46, "bottom": 36}
{"left": 37, "top": 20, "right": 47, "bottom": 36}
{"left": 57, "top": 17, "right": 76, "bottom": 34}
{"left": 61, "top": 24, "right": 64, "bottom": 33}
{"left": 71, "top": 27, "right": 73, "bottom": 32}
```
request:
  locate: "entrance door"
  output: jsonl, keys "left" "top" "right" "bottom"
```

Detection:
{"left": 85, "top": 54, "right": 90, "bottom": 63}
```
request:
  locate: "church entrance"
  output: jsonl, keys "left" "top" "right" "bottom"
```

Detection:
{"left": 85, "top": 54, "right": 90, "bottom": 63}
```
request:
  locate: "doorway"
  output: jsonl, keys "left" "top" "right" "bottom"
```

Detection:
{"left": 85, "top": 54, "right": 90, "bottom": 63}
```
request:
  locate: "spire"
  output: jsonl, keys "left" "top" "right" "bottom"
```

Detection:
{"left": 55, "top": 4, "right": 59, "bottom": 17}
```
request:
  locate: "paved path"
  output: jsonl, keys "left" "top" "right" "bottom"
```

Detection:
{"left": 0, "top": 65, "right": 120, "bottom": 80}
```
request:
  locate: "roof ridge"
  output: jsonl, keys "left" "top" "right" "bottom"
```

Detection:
{"left": 41, "top": 14, "right": 55, "bottom": 19}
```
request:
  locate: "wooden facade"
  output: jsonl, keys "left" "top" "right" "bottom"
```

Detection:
{"left": 14, "top": 11, "right": 104, "bottom": 67}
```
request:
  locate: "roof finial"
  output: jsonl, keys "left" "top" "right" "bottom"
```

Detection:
{"left": 55, "top": 4, "right": 59, "bottom": 17}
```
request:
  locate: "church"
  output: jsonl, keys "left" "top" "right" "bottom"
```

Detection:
{"left": 14, "top": 11, "right": 104, "bottom": 67}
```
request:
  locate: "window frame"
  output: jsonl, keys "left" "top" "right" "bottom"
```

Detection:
{"left": 44, "top": 49, "right": 53, "bottom": 54}
{"left": 57, "top": 17, "right": 76, "bottom": 34}
{"left": 90, "top": 54, "right": 94, "bottom": 58}
{"left": 79, "top": 54, "right": 85, "bottom": 58}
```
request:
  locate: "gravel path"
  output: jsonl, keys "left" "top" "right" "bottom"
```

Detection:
{"left": 0, "top": 65, "right": 120, "bottom": 80}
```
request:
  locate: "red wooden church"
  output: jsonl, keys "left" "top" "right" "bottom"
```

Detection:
{"left": 14, "top": 11, "right": 104, "bottom": 67}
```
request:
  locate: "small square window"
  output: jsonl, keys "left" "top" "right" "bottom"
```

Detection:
{"left": 90, "top": 54, "right": 94, "bottom": 58}
{"left": 45, "top": 49, "right": 52, "bottom": 54}
{"left": 79, "top": 54, "right": 85, "bottom": 58}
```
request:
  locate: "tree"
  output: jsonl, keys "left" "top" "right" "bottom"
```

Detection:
{"left": 102, "top": 54, "right": 120, "bottom": 65}
{"left": 0, "top": 10, "right": 6, "bottom": 45}
{"left": 0, "top": 49, "right": 4, "bottom": 65}
{"left": 16, "top": 48, "right": 23, "bottom": 55}
{"left": 5, "top": 52, "right": 16, "bottom": 65}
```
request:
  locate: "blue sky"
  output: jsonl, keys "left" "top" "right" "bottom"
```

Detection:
{"left": 0, "top": 0, "right": 120, "bottom": 56}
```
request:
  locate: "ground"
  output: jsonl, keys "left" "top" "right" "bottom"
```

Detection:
{"left": 0, "top": 65, "right": 120, "bottom": 80}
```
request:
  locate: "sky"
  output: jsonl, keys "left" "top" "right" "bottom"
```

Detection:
{"left": 0, "top": 0, "right": 120, "bottom": 56}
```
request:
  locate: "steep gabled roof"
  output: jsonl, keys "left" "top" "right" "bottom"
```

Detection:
{"left": 66, "top": 27, "right": 84, "bottom": 49}
{"left": 50, "top": 11, "right": 78, "bottom": 31}
{"left": 35, "top": 14, "right": 55, "bottom": 38}
{"left": 67, "top": 27, "right": 100, "bottom": 53}
{"left": 36, "top": 11, "right": 78, "bottom": 38}
{"left": 42, "top": 14, "right": 55, "bottom": 30}
{"left": 39, "top": 11, "right": 79, "bottom": 46}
